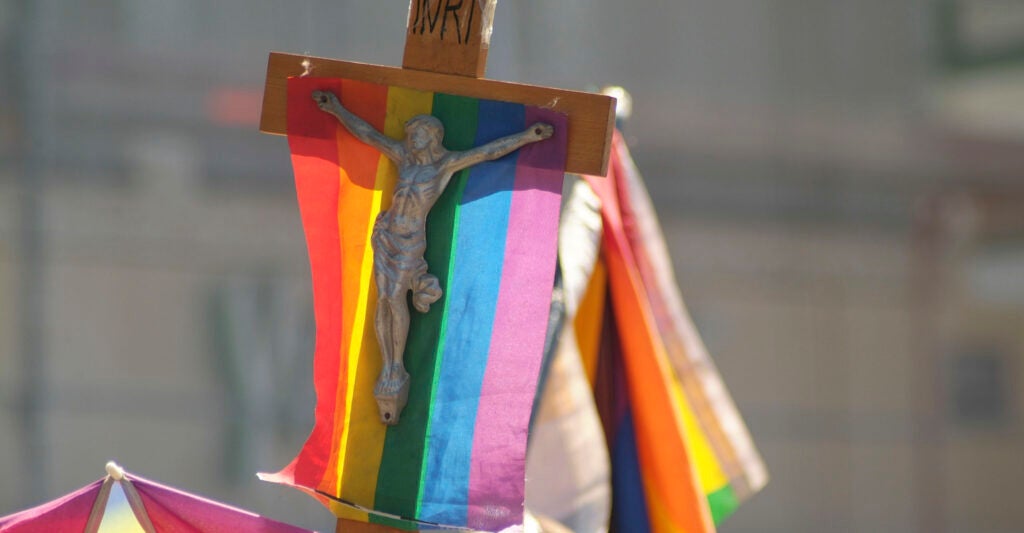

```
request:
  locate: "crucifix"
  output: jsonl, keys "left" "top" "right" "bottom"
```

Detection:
{"left": 258, "top": 2, "right": 614, "bottom": 531}
{"left": 312, "top": 89, "right": 554, "bottom": 427}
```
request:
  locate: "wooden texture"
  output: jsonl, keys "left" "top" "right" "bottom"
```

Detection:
{"left": 260, "top": 52, "right": 615, "bottom": 176}
{"left": 403, "top": 0, "right": 495, "bottom": 77}
{"left": 336, "top": 518, "right": 405, "bottom": 533}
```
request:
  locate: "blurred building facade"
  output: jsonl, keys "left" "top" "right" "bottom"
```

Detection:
{"left": 1, "top": 1, "right": 1024, "bottom": 532}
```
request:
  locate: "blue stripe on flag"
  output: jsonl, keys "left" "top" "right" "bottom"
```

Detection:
{"left": 418, "top": 100, "right": 524, "bottom": 525}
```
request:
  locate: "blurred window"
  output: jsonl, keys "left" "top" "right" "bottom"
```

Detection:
{"left": 939, "top": 0, "right": 1024, "bottom": 70}
{"left": 948, "top": 347, "right": 1009, "bottom": 427}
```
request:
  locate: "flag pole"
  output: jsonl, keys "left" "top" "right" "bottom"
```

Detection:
{"left": 336, "top": 519, "right": 403, "bottom": 532}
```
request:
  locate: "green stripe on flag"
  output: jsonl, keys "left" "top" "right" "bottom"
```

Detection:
{"left": 707, "top": 484, "right": 740, "bottom": 524}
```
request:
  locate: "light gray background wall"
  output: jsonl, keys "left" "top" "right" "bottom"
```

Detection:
{"left": 2, "top": 1, "right": 1023, "bottom": 532}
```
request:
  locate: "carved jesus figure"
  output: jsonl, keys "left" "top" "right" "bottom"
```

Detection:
{"left": 313, "top": 90, "right": 554, "bottom": 425}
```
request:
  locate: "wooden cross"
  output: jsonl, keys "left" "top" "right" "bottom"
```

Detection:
{"left": 259, "top": 0, "right": 615, "bottom": 177}
{"left": 258, "top": 2, "right": 615, "bottom": 531}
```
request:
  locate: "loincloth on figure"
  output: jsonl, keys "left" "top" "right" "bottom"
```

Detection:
{"left": 371, "top": 212, "right": 442, "bottom": 313}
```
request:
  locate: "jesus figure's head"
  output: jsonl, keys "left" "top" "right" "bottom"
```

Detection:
{"left": 404, "top": 115, "right": 445, "bottom": 155}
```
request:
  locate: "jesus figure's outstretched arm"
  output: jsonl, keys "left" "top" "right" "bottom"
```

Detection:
{"left": 441, "top": 123, "right": 553, "bottom": 188}
{"left": 312, "top": 90, "right": 404, "bottom": 162}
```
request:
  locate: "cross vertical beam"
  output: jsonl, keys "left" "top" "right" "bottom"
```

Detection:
{"left": 403, "top": 0, "right": 496, "bottom": 77}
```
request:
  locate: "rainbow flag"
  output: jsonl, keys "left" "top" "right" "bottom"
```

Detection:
{"left": 260, "top": 76, "right": 568, "bottom": 531}
{"left": 574, "top": 133, "right": 767, "bottom": 531}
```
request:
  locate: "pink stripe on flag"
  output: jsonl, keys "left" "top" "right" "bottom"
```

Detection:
{"left": 466, "top": 108, "right": 568, "bottom": 531}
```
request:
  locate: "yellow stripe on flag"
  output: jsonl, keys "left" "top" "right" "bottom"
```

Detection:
{"left": 336, "top": 158, "right": 390, "bottom": 521}
{"left": 575, "top": 259, "right": 607, "bottom": 386}
{"left": 672, "top": 374, "right": 730, "bottom": 496}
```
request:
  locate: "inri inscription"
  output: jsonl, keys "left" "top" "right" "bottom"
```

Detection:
{"left": 402, "top": 0, "right": 496, "bottom": 77}
{"left": 409, "top": 0, "right": 478, "bottom": 44}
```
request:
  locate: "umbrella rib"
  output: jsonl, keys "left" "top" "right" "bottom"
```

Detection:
{"left": 83, "top": 477, "right": 114, "bottom": 533}
{"left": 120, "top": 478, "right": 158, "bottom": 533}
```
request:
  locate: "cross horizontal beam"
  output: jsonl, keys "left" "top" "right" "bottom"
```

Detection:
{"left": 259, "top": 52, "right": 615, "bottom": 176}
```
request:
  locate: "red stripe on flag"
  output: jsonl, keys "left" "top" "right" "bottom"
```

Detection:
{"left": 278, "top": 77, "right": 346, "bottom": 491}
